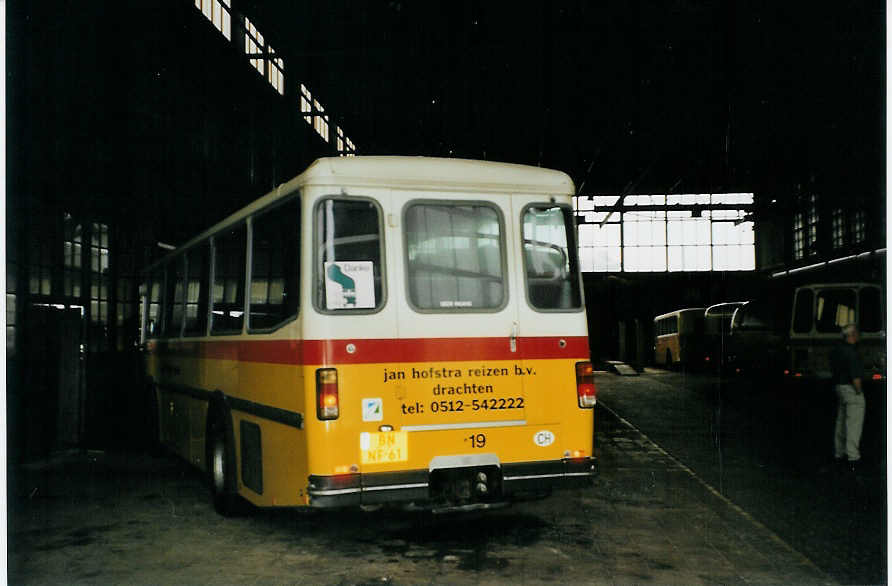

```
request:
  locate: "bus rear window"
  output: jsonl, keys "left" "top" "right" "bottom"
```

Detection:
{"left": 815, "top": 288, "right": 855, "bottom": 333}
{"left": 656, "top": 316, "right": 678, "bottom": 335}
{"left": 315, "top": 198, "right": 383, "bottom": 312}
{"left": 522, "top": 206, "right": 581, "bottom": 311}
{"left": 405, "top": 202, "right": 505, "bottom": 311}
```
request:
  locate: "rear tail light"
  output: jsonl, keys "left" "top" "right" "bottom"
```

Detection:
{"left": 872, "top": 373, "right": 884, "bottom": 381}
{"left": 575, "top": 361, "right": 597, "bottom": 408}
{"left": 316, "top": 368, "right": 340, "bottom": 420}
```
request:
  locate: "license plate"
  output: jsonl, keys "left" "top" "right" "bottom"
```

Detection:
{"left": 360, "top": 431, "right": 408, "bottom": 465}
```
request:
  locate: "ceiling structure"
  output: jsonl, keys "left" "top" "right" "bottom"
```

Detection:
{"left": 241, "top": 0, "right": 885, "bottom": 203}
{"left": 7, "top": 1, "right": 884, "bottom": 249}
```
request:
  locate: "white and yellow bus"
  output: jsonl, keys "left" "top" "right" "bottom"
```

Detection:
{"left": 141, "top": 156, "right": 597, "bottom": 514}
{"left": 653, "top": 308, "right": 705, "bottom": 368}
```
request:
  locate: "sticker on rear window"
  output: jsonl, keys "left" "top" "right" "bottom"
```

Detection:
{"left": 325, "top": 261, "right": 375, "bottom": 309}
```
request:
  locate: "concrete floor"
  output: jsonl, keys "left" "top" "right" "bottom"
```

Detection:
{"left": 8, "top": 372, "right": 843, "bottom": 585}
{"left": 598, "top": 368, "right": 887, "bottom": 585}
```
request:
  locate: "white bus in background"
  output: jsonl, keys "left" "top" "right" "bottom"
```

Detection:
{"left": 725, "top": 298, "right": 788, "bottom": 376}
{"left": 653, "top": 308, "right": 705, "bottom": 368}
{"left": 788, "top": 283, "right": 885, "bottom": 382}
{"left": 702, "top": 302, "right": 747, "bottom": 369}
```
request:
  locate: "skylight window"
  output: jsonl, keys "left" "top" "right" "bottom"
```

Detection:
{"left": 267, "top": 46, "right": 284, "bottom": 95}
{"left": 792, "top": 212, "right": 805, "bottom": 260}
{"left": 573, "top": 194, "right": 755, "bottom": 272}
{"left": 313, "top": 100, "right": 329, "bottom": 142}
{"left": 244, "top": 17, "right": 265, "bottom": 76}
{"left": 195, "top": 0, "right": 231, "bottom": 40}
{"left": 851, "top": 209, "right": 866, "bottom": 244}
{"left": 300, "top": 85, "right": 313, "bottom": 125}
{"left": 832, "top": 208, "right": 844, "bottom": 249}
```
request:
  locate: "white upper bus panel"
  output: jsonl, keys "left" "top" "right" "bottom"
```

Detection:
{"left": 294, "top": 156, "right": 576, "bottom": 194}
{"left": 149, "top": 157, "right": 575, "bottom": 268}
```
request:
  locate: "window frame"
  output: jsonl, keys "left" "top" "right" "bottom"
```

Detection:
{"left": 210, "top": 221, "right": 248, "bottom": 336}
{"left": 402, "top": 198, "right": 509, "bottom": 315}
{"left": 858, "top": 285, "right": 884, "bottom": 334}
{"left": 312, "top": 195, "right": 387, "bottom": 316}
{"left": 162, "top": 254, "right": 187, "bottom": 338}
{"left": 520, "top": 202, "right": 584, "bottom": 313}
{"left": 183, "top": 241, "right": 212, "bottom": 337}
{"left": 247, "top": 194, "right": 302, "bottom": 333}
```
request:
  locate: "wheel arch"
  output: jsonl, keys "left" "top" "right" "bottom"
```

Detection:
{"left": 206, "top": 390, "right": 237, "bottom": 492}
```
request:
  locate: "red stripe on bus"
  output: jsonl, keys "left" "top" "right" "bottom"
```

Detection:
{"left": 151, "top": 336, "right": 589, "bottom": 365}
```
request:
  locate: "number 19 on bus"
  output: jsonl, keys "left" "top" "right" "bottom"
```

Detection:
{"left": 467, "top": 433, "right": 486, "bottom": 448}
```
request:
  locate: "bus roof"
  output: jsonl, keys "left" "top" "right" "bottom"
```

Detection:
{"left": 653, "top": 308, "right": 705, "bottom": 321}
{"left": 705, "top": 301, "right": 747, "bottom": 317}
{"left": 145, "top": 156, "right": 575, "bottom": 270}
{"left": 292, "top": 156, "right": 575, "bottom": 193}
{"left": 794, "top": 282, "right": 881, "bottom": 290}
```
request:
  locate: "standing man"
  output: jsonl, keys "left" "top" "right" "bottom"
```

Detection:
{"left": 831, "top": 324, "right": 865, "bottom": 469}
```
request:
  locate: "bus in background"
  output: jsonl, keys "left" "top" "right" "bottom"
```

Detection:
{"left": 141, "top": 156, "right": 596, "bottom": 515}
{"left": 725, "top": 298, "right": 788, "bottom": 376}
{"left": 788, "top": 283, "right": 885, "bottom": 382}
{"left": 653, "top": 308, "right": 705, "bottom": 369}
{"left": 702, "top": 302, "right": 747, "bottom": 370}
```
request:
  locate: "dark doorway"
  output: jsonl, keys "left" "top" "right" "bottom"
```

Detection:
{"left": 18, "top": 305, "right": 85, "bottom": 459}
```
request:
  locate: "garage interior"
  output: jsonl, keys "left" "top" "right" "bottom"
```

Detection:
{"left": 6, "top": 1, "right": 887, "bottom": 584}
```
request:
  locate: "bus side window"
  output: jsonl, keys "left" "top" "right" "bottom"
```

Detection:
{"left": 184, "top": 243, "right": 210, "bottom": 336}
{"left": 163, "top": 256, "right": 186, "bottom": 337}
{"left": 212, "top": 224, "right": 247, "bottom": 334}
{"left": 147, "top": 268, "right": 163, "bottom": 336}
{"left": 792, "top": 289, "right": 813, "bottom": 334}
{"left": 859, "top": 287, "right": 883, "bottom": 333}
{"left": 249, "top": 198, "right": 300, "bottom": 330}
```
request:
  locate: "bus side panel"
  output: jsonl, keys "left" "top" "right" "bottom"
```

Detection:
{"left": 229, "top": 360, "right": 308, "bottom": 507}
{"left": 655, "top": 335, "right": 679, "bottom": 364}
{"left": 230, "top": 413, "right": 307, "bottom": 507}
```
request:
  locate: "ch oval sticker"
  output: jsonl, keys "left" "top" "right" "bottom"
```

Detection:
{"left": 534, "top": 430, "right": 555, "bottom": 447}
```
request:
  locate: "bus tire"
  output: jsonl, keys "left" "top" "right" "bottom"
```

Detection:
{"left": 207, "top": 400, "right": 239, "bottom": 516}
{"left": 665, "top": 350, "right": 673, "bottom": 369}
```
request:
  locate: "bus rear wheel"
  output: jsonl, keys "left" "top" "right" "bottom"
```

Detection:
{"left": 207, "top": 410, "right": 239, "bottom": 516}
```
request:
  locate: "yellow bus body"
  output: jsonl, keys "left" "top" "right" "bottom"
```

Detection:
{"left": 143, "top": 157, "right": 596, "bottom": 512}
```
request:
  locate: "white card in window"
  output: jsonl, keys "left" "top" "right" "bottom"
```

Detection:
{"left": 324, "top": 261, "right": 375, "bottom": 309}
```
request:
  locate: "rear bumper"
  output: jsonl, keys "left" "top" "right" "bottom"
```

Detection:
{"left": 307, "top": 457, "right": 597, "bottom": 508}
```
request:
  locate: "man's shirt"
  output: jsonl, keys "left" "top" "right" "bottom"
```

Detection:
{"left": 831, "top": 343, "right": 863, "bottom": 385}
